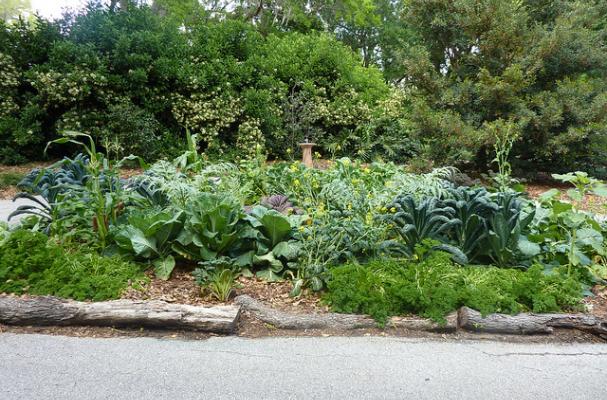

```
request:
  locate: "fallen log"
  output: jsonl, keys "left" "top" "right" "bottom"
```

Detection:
{"left": 458, "top": 306, "right": 607, "bottom": 336}
{"left": 234, "top": 295, "right": 457, "bottom": 332}
{"left": 0, "top": 296, "right": 240, "bottom": 333}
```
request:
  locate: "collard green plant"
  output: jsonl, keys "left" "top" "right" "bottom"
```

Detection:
{"left": 245, "top": 206, "right": 302, "bottom": 281}
{"left": 175, "top": 193, "right": 252, "bottom": 266}
{"left": 113, "top": 210, "right": 185, "bottom": 280}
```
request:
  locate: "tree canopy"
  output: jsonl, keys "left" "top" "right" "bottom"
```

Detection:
{"left": 0, "top": 0, "right": 606, "bottom": 175}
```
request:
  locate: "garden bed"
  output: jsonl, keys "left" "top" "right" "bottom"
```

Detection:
{"left": 1, "top": 144, "right": 607, "bottom": 345}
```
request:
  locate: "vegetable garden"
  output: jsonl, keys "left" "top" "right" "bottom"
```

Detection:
{"left": 1, "top": 1, "right": 607, "bottom": 337}
{"left": 1, "top": 130, "right": 606, "bottom": 333}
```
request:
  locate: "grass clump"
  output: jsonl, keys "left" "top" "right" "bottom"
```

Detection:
{"left": 324, "top": 253, "right": 584, "bottom": 324}
{"left": 0, "top": 172, "right": 24, "bottom": 189}
{"left": 0, "top": 230, "right": 146, "bottom": 301}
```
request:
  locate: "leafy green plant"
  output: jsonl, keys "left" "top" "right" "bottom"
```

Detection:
{"left": 0, "top": 229, "right": 144, "bottom": 300}
{"left": 530, "top": 185, "right": 606, "bottom": 278}
{"left": 552, "top": 171, "right": 607, "bottom": 201}
{"left": 175, "top": 193, "right": 252, "bottom": 266}
{"left": 485, "top": 119, "right": 521, "bottom": 192}
{"left": 288, "top": 263, "right": 327, "bottom": 297}
{"left": 245, "top": 206, "right": 302, "bottom": 281}
{"left": 113, "top": 210, "right": 185, "bottom": 280}
{"left": 44, "top": 132, "right": 143, "bottom": 248}
{"left": 442, "top": 187, "right": 498, "bottom": 262}
{"left": 325, "top": 253, "right": 584, "bottom": 324}
{"left": 485, "top": 192, "right": 537, "bottom": 267}
{"left": 384, "top": 195, "right": 463, "bottom": 260}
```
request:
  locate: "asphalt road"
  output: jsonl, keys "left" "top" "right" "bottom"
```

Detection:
{"left": 1, "top": 334, "right": 606, "bottom": 400}
{"left": 0, "top": 197, "right": 41, "bottom": 224}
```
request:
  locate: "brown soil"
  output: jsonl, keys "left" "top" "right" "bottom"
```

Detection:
{"left": 525, "top": 183, "right": 606, "bottom": 213}
{"left": 122, "top": 268, "right": 325, "bottom": 314}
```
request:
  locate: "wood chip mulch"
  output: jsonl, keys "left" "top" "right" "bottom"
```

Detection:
{"left": 121, "top": 268, "right": 326, "bottom": 314}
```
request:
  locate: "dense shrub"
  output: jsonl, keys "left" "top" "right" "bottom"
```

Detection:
{"left": 0, "top": 6, "right": 390, "bottom": 163}
{"left": 324, "top": 253, "right": 584, "bottom": 324}
{"left": 0, "top": 229, "right": 145, "bottom": 301}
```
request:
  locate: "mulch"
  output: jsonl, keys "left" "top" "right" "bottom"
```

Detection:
{"left": 121, "top": 268, "right": 326, "bottom": 314}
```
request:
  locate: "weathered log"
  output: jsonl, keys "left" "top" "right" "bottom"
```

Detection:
{"left": 0, "top": 296, "right": 240, "bottom": 333}
{"left": 234, "top": 295, "right": 457, "bottom": 332}
{"left": 458, "top": 306, "right": 607, "bottom": 336}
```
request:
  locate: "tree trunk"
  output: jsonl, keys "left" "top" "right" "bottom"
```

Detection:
{"left": 235, "top": 295, "right": 457, "bottom": 332}
{"left": 458, "top": 306, "right": 607, "bottom": 336}
{"left": 0, "top": 296, "right": 240, "bottom": 333}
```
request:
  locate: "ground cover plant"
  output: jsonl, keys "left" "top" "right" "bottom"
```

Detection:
{"left": 324, "top": 252, "right": 584, "bottom": 324}
{"left": 0, "top": 229, "right": 145, "bottom": 301}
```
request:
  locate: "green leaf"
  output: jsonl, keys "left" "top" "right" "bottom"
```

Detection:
{"left": 130, "top": 230, "right": 157, "bottom": 258}
{"left": 538, "top": 189, "right": 560, "bottom": 203}
{"left": 289, "top": 279, "right": 303, "bottom": 297}
{"left": 576, "top": 228, "right": 604, "bottom": 252}
{"left": 272, "top": 241, "right": 301, "bottom": 260}
{"left": 153, "top": 255, "right": 176, "bottom": 280}
{"left": 566, "top": 188, "right": 583, "bottom": 202}
{"left": 517, "top": 237, "right": 541, "bottom": 257}
{"left": 256, "top": 268, "right": 283, "bottom": 282}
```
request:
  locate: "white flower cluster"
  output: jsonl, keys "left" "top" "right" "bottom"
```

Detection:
{"left": 0, "top": 53, "right": 20, "bottom": 117}
{"left": 172, "top": 89, "right": 243, "bottom": 150}
{"left": 29, "top": 68, "right": 108, "bottom": 106}
{"left": 236, "top": 118, "right": 265, "bottom": 158}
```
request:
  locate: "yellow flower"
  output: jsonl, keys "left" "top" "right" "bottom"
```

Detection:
{"left": 293, "top": 179, "right": 301, "bottom": 187}
{"left": 298, "top": 226, "right": 305, "bottom": 233}
{"left": 381, "top": 206, "right": 387, "bottom": 212}
{"left": 347, "top": 203, "right": 353, "bottom": 210}
{"left": 286, "top": 148, "right": 293, "bottom": 154}
{"left": 390, "top": 207, "right": 396, "bottom": 213}
{"left": 365, "top": 212, "right": 373, "bottom": 225}
{"left": 363, "top": 167, "right": 370, "bottom": 174}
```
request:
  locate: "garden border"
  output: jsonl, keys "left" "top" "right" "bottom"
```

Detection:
{"left": 1, "top": 294, "right": 606, "bottom": 338}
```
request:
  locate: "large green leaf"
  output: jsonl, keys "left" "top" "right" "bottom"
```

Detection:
{"left": 272, "top": 241, "right": 301, "bottom": 260}
{"left": 517, "top": 237, "right": 541, "bottom": 257}
{"left": 256, "top": 268, "right": 283, "bottom": 282}
{"left": 131, "top": 233, "right": 157, "bottom": 257}
{"left": 153, "top": 255, "right": 176, "bottom": 280}
{"left": 259, "top": 211, "right": 292, "bottom": 247}
{"left": 576, "top": 228, "right": 604, "bottom": 252}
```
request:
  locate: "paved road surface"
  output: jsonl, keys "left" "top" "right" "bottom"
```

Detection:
{"left": 1, "top": 334, "right": 606, "bottom": 399}
{"left": 0, "top": 197, "right": 47, "bottom": 224}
